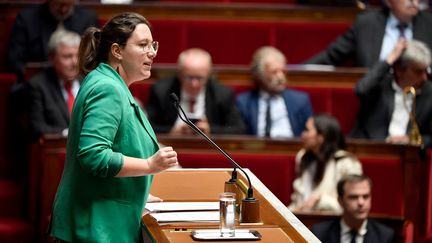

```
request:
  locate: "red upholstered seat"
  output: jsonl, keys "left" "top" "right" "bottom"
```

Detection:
{"left": 186, "top": 20, "right": 272, "bottom": 65}
{"left": 0, "top": 73, "right": 17, "bottom": 178}
{"left": 151, "top": 20, "right": 187, "bottom": 64}
{"left": 129, "top": 81, "right": 153, "bottom": 106}
{"left": 0, "top": 218, "right": 35, "bottom": 243}
{"left": 0, "top": 180, "right": 23, "bottom": 218}
{"left": 275, "top": 22, "right": 350, "bottom": 63}
{"left": 331, "top": 87, "right": 358, "bottom": 135}
{"left": 361, "top": 157, "right": 404, "bottom": 216}
{"left": 291, "top": 86, "right": 332, "bottom": 114}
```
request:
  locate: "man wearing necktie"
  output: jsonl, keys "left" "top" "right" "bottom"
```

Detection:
{"left": 306, "top": 0, "right": 432, "bottom": 68}
{"left": 147, "top": 48, "right": 246, "bottom": 135}
{"left": 311, "top": 175, "right": 395, "bottom": 243}
{"left": 27, "top": 29, "right": 81, "bottom": 140}
{"left": 237, "top": 46, "right": 313, "bottom": 138}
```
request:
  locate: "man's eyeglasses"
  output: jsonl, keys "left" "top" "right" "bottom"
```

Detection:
{"left": 122, "top": 41, "right": 159, "bottom": 54}
{"left": 182, "top": 75, "right": 207, "bottom": 82}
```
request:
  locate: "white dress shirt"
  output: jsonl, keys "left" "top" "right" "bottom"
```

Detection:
{"left": 379, "top": 13, "right": 413, "bottom": 61}
{"left": 340, "top": 219, "right": 367, "bottom": 243}
{"left": 257, "top": 91, "right": 293, "bottom": 138}
{"left": 388, "top": 81, "right": 413, "bottom": 137}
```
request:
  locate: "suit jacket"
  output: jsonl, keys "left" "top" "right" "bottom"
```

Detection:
{"left": 350, "top": 61, "right": 432, "bottom": 149}
{"left": 28, "top": 68, "right": 70, "bottom": 140}
{"left": 311, "top": 219, "right": 395, "bottom": 243}
{"left": 50, "top": 63, "right": 158, "bottom": 242}
{"left": 236, "top": 89, "right": 313, "bottom": 137}
{"left": 146, "top": 76, "right": 246, "bottom": 134}
{"left": 7, "top": 3, "right": 98, "bottom": 81}
{"left": 306, "top": 9, "right": 432, "bottom": 68}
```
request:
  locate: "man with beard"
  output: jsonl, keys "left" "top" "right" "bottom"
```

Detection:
{"left": 236, "top": 46, "right": 313, "bottom": 138}
{"left": 311, "top": 174, "right": 395, "bottom": 243}
{"left": 7, "top": 0, "right": 98, "bottom": 82}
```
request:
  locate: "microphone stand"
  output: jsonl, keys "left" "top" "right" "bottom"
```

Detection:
{"left": 170, "top": 93, "right": 260, "bottom": 223}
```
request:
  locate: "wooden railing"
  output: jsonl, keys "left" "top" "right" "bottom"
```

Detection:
{"left": 0, "top": 2, "right": 361, "bottom": 22}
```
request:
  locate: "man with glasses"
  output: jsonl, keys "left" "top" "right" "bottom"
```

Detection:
{"left": 147, "top": 48, "right": 246, "bottom": 135}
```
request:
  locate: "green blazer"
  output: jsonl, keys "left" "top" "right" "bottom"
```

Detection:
{"left": 51, "top": 63, "right": 159, "bottom": 242}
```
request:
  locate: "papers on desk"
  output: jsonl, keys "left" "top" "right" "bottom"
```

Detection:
{"left": 151, "top": 211, "right": 220, "bottom": 223}
{"left": 146, "top": 202, "right": 220, "bottom": 223}
{"left": 145, "top": 201, "right": 219, "bottom": 213}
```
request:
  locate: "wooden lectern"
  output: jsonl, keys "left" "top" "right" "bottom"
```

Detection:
{"left": 142, "top": 169, "right": 319, "bottom": 242}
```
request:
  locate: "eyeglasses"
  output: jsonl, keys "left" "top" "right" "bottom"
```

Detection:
{"left": 122, "top": 41, "right": 159, "bottom": 54}
{"left": 182, "top": 75, "right": 207, "bottom": 82}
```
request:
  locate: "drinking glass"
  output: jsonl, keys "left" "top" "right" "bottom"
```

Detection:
{"left": 219, "top": 192, "right": 236, "bottom": 237}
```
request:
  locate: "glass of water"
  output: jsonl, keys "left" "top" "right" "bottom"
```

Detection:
{"left": 219, "top": 192, "right": 236, "bottom": 237}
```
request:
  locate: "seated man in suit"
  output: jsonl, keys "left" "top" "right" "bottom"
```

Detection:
{"left": 350, "top": 39, "right": 432, "bottom": 149}
{"left": 237, "top": 46, "right": 313, "bottom": 138}
{"left": 28, "top": 29, "right": 81, "bottom": 140}
{"left": 312, "top": 174, "right": 395, "bottom": 243}
{"left": 7, "top": 0, "right": 98, "bottom": 83}
{"left": 146, "top": 48, "right": 246, "bottom": 135}
{"left": 306, "top": 0, "right": 432, "bottom": 68}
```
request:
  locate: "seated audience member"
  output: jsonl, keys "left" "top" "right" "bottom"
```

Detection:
{"left": 146, "top": 48, "right": 246, "bottom": 135}
{"left": 312, "top": 174, "right": 395, "bottom": 243}
{"left": 28, "top": 29, "right": 81, "bottom": 140}
{"left": 237, "top": 46, "right": 313, "bottom": 138}
{"left": 289, "top": 114, "right": 362, "bottom": 212}
{"left": 305, "top": 0, "right": 432, "bottom": 68}
{"left": 7, "top": 0, "right": 98, "bottom": 82}
{"left": 350, "top": 39, "right": 432, "bottom": 148}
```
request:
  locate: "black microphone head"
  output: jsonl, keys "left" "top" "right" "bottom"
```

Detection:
{"left": 169, "top": 93, "right": 180, "bottom": 104}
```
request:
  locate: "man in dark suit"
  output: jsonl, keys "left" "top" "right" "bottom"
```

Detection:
{"left": 28, "top": 29, "right": 81, "bottom": 140}
{"left": 312, "top": 174, "right": 395, "bottom": 243}
{"left": 350, "top": 39, "right": 432, "bottom": 149}
{"left": 7, "top": 0, "right": 98, "bottom": 82}
{"left": 236, "top": 46, "right": 313, "bottom": 138}
{"left": 146, "top": 48, "right": 246, "bottom": 135}
{"left": 306, "top": 0, "right": 432, "bottom": 68}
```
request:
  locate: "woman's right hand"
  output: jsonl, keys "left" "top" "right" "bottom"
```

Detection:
{"left": 147, "top": 146, "right": 178, "bottom": 173}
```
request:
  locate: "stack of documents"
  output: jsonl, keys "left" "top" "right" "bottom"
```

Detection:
{"left": 146, "top": 202, "right": 220, "bottom": 223}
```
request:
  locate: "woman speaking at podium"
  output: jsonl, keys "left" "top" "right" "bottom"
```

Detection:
{"left": 50, "top": 12, "right": 178, "bottom": 242}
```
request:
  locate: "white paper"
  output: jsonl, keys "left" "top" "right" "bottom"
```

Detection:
{"left": 145, "top": 201, "right": 219, "bottom": 213}
{"left": 150, "top": 211, "right": 220, "bottom": 223}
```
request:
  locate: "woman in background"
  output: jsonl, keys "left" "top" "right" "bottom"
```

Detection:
{"left": 289, "top": 113, "right": 362, "bottom": 212}
{"left": 50, "top": 12, "right": 178, "bottom": 242}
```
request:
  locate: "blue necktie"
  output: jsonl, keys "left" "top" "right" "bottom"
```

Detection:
{"left": 264, "top": 97, "right": 271, "bottom": 137}
{"left": 397, "top": 23, "right": 408, "bottom": 38}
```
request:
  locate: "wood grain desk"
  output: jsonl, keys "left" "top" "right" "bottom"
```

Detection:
{"left": 143, "top": 169, "right": 320, "bottom": 242}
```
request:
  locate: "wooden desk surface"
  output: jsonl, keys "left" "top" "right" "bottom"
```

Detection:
{"left": 161, "top": 227, "right": 295, "bottom": 243}
{"left": 145, "top": 169, "right": 319, "bottom": 242}
{"left": 150, "top": 64, "right": 366, "bottom": 87}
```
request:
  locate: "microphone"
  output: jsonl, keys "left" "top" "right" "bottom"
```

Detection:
{"left": 169, "top": 93, "right": 260, "bottom": 223}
